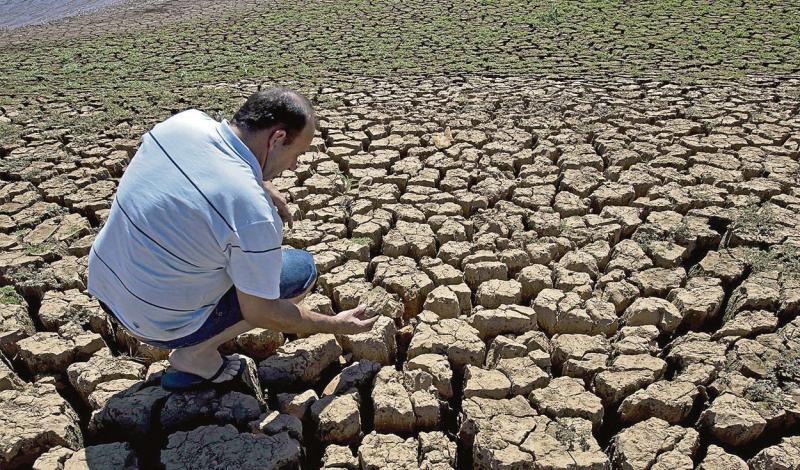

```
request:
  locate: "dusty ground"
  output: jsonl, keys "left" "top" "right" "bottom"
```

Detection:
{"left": 1, "top": 1, "right": 800, "bottom": 469}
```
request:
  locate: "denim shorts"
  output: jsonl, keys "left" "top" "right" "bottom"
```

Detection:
{"left": 99, "top": 248, "right": 317, "bottom": 349}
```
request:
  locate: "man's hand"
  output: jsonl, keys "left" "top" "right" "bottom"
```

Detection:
{"left": 262, "top": 180, "right": 293, "bottom": 228}
{"left": 236, "top": 289, "right": 379, "bottom": 337}
{"left": 331, "top": 305, "right": 379, "bottom": 335}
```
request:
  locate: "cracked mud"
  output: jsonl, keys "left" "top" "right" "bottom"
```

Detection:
{"left": 1, "top": 0, "right": 800, "bottom": 469}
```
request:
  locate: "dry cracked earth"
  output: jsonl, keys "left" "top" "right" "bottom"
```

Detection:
{"left": 2, "top": 20, "right": 800, "bottom": 470}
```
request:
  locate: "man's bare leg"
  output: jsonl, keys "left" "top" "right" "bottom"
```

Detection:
{"left": 167, "top": 286, "right": 313, "bottom": 381}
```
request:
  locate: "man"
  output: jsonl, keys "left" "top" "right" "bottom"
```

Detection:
{"left": 88, "top": 88, "right": 377, "bottom": 391}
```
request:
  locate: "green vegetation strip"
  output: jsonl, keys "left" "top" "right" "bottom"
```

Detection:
{"left": 1, "top": 0, "right": 799, "bottom": 144}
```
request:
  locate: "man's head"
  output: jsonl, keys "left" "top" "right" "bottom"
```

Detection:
{"left": 231, "top": 87, "right": 316, "bottom": 180}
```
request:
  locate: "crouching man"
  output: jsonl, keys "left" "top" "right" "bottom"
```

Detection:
{"left": 88, "top": 88, "right": 376, "bottom": 391}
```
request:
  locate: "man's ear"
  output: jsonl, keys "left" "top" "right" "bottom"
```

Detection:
{"left": 269, "top": 129, "right": 287, "bottom": 148}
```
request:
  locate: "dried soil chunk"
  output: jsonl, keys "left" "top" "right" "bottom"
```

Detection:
{"left": 0, "top": 360, "right": 24, "bottom": 391}
{"left": 698, "top": 445, "right": 747, "bottom": 470}
{"left": 495, "top": 356, "right": 550, "bottom": 396}
{"left": 471, "top": 417, "right": 537, "bottom": 469}
{"left": 725, "top": 270, "right": 782, "bottom": 320}
{"left": 311, "top": 390, "right": 362, "bottom": 444}
{"left": 227, "top": 327, "right": 284, "bottom": 360}
{"left": 337, "top": 316, "right": 397, "bottom": 365}
{"left": 485, "top": 335, "right": 527, "bottom": 366}
{"left": 464, "top": 260, "right": 507, "bottom": 289}
{"left": 372, "top": 256, "right": 434, "bottom": 317}
{"left": 475, "top": 279, "right": 522, "bottom": 308}
{"left": 458, "top": 395, "right": 537, "bottom": 448}
{"left": 558, "top": 250, "right": 600, "bottom": 280}
{"left": 607, "top": 239, "right": 653, "bottom": 274}
{"left": 336, "top": 283, "right": 404, "bottom": 320}
{"left": 629, "top": 267, "right": 686, "bottom": 297}
{"left": 530, "top": 376, "right": 604, "bottom": 426}
{"left": 638, "top": 237, "right": 684, "bottom": 267}
{"left": 88, "top": 379, "right": 142, "bottom": 410}
{"left": 372, "top": 367, "right": 415, "bottom": 433}
{"left": 713, "top": 309, "right": 779, "bottom": 339}
{"left": 423, "top": 285, "right": 461, "bottom": 319}
{"left": 66, "top": 354, "right": 145, "bottom": 406}
{"left": 667, "top": 276, "right": 724, "bottom": 330}
{"left": 468, "top": 304, "right": 536, "bottom": 339}
{"left": 420, "top": 257, "right": 464, "bottom": 286}
{"left": 699, "top": 392, "right": 766, "bottom": 447}
{"left": 407, "top": 317, "right": 486, "bottom": 370}
{"left": 583, "top": 297, "right": 620, "bottom": 336}
{"left": 248, "top": 411, "right": 302, "bottom": 440}
{"left": 37, "top": 289, "right": 107, "bottom": 335}
{"left": 693, "top": 249, "right": 748, "bottom": 285}
{"left": 600, "top": 206, "right": 642, "bottom": 238}
{"left": 17, "top": 330, "right": 104, "bottom": 374}
{"left": 560, "top": 168, "right": 604, "bottom": 198}
{"left": 406, "top": 353, "right": 453, "bottom": 398}
{"left": 318, "top": 260, "right": 368, "bottom": 297}
{"left": 748, "top": 436, "right": 800, "bottom": 470}
{"left": 666, "top": 332, "right": 727, "bottom": 371}
{"left": 161, "top": 425, "right": 301, "bottom": 470}
{"left": 0, "top": 299, "right": 35, "bottom": 357}
{"left": 619, "top": 380, "right": 699, "bottom": 424}
{"left": 411, "top": 389, "right": 442, "bottom": 429}
{"left": 610, "top": 418, "right": 699, "bottom": 470}
{"left": 277, "top": 389, "right": 318, "bottom": 419}
{"left": 0, "top": 383, "right": 83, "bottom": 468}
{"left": 31, "top": 446, "right": 75, "bottom": 470}
{"left": 516, "top": 264, "right": 553, "bottom": 302}
{"left": 88, "top": 384, "right": 170, "bottom": 441}
{"left": 622, "top": 297, "right": 683, "bottom": 333}
{"left": 600, "top": 278, "right": 640, "bottom": 314}
{"left": 593, "top": 354, "right": 667, "bottom": 406}
{"left": 438, "top": 241, "right": 473, "bottom": 268}
{"left": 419, "top": 431, "right": 456, "bottom": 469}
{"left": 553, "top": 266, "right": 593, "bottom": 298}
{"left": 34, "top": 442, "right": 139, "bottom": 470}
{"left": 463, "top": 365, "right": 511, "bottom": 399}
{"left": 612, "top": 325, "right": 660, "bottom": 355}
{"left": 160, "top": 389, "right": 264, "bottom": 434}
{"left": 322, "top": 444, "right": 358, "bottom": 469}
{"left": 322, "top": 360, "right": 381, "bottom": 397}
{"left": 535, "top": 289, "right": 617, "bottom": 336}
{"left": 382, "top": 221, "right": 436, "bottom": 259}
{"left": 726, "top": 336, "right": 784, "bottom": 379}
{"left": 258, "top": 333, "right": 342, "bottom": 387}
{"left": 358, "top": 432, "right": 419, "bottom": 470}
{"left": 518, "top": 417, "right": 610, "bottom": 470}
{"left": 551, "top": 333, "right": 610, "bottom": 379}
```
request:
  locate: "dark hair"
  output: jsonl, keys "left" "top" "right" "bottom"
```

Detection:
{"left": 231, "top": 87, "right": 315, "bottom": 143}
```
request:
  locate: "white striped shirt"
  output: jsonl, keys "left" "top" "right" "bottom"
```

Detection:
{"left": 88, "top": 109, "right": 283, "bottom": 341}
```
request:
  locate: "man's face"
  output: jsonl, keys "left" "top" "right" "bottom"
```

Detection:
{"left": 262, "top": 122, "right": 315, "bottom": 180}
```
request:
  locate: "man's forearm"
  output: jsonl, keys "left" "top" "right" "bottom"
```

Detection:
{"left": 236, "top": 288, "right": 377, "bottom": 336}
{"left": 271, "top": 300, "right": 340, "bottom": 335}
{"left": 242, "top": 296, "right": 339, "bottom": 335}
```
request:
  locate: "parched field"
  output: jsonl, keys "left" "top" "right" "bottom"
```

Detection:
{"left": 1, "top": 1, "right": 800, "bottom": 469}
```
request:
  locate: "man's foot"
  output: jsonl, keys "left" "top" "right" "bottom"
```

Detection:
{"left": 168, "top": 347, "right": 242, "bottom": 384}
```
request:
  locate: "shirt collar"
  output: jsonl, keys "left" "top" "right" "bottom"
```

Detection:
{"left": 217, "top": 119, "right": 263, "bottom": 181}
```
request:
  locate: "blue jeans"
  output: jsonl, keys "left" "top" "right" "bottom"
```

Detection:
{"left": 99, "top": 248, "right": 317, "bottom": 349}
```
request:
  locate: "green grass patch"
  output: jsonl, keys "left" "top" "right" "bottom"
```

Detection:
{"left": 0, "top": 285, "right": 23, "bottom": 305}
{"left": 0, "top": 0, "right": 798, "bottom": 144}
{"left": 23, "top": 242, "right": 57, "bottom": 257}
{"left": 350, "top": 237, "right": 372, "bottom": 246}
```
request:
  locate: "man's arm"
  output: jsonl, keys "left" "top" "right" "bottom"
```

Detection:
{"left": 236, "top": 288, "right": 377, "bottom": 335}
{"left": 262, "top": 181, "right": 293, "bottom": 228}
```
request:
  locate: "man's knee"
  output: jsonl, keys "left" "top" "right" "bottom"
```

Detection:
{"left": 289, "top": 276, "right": 316, "bottom": 304}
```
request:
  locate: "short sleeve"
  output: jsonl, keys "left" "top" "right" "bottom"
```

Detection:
{"left": 225, "top": 220, "right": 283, "bottom": 299}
